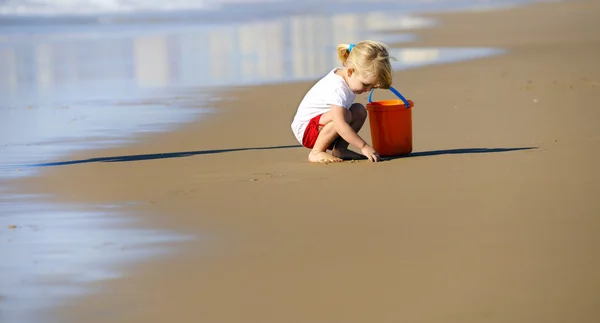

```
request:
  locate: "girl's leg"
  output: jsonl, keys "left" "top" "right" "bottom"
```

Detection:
{"left": 332, "top": 103, "right": 368, "bottom": 159}
{"left": 308, "top": 104, "right": 368, "bottom": 162}
{"left": 308, "top": 121, "right": 342, "bottom": 163}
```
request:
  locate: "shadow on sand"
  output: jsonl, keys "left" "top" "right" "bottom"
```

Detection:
{"left": 381, "top": 147, "right": 537, "bottom": 161}
{"left": 28, "top": 145, "right": 303, "bottom": 167}
{"left": 25, "top": 146, "right": 537, "bottom": 168}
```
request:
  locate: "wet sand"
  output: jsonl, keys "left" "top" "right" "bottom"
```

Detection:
{"left": 7, "top": 0, "right": 600, "bottom": 322}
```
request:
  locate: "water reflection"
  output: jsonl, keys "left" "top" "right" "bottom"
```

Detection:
{"left": 0, "top": 12, "right": 440, "bottom": 107}
{"left": 133, "top": 35, "right": 171, "bottom": 87}
{"left": 0, "top": 12, "right": 499, "bottom": 108}
{"left": 0, "top": 11, "right": 503, "bottom": 112}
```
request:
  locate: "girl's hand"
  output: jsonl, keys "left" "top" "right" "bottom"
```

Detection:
{"left": 361, "top": 145, "right": 381, "bottom": 162}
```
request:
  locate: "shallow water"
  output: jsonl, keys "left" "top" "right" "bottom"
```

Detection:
{"left": 0, "top": 193, "right": 195, "bottom": 323}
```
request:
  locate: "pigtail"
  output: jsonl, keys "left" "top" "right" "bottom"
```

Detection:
{"left": 336, "top": 44, "right": 351, "bottom": 65}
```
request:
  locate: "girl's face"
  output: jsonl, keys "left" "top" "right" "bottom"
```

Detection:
{"left": 346, "top": 68, "right": 378, "bottom": 94}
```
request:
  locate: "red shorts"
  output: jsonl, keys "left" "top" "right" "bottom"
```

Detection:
{"left": 301, "top": 114, "right": 336, "bottom": 150}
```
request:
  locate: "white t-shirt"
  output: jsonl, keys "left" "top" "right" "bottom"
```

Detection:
{"left": 291, "top": 68, "right": 356, "bottom": 144}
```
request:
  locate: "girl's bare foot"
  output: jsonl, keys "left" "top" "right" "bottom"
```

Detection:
{"left": 332, "top": 147, "right": 366, "bottom": 160}
{"left": 308, "top": 151, "right": 342, "bottom": 163}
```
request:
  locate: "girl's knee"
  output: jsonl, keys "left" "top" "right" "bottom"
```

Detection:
{"left": 350, "top": 103, "right": 367, "bottom": 119}
{"left": 350, "top": 103, "right": 365, "bottom": 110}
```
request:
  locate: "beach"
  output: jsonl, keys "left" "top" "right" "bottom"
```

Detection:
{"left": 3, "top": 0, "right": 600, "bottom": 322}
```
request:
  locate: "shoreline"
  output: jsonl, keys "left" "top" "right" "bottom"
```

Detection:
{"left": 3, "top": 0, "right": 600, "bottom": 322}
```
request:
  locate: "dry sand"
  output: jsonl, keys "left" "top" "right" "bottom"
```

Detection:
{"left": 9, "top": 0, "right": 600, "bottom": 322}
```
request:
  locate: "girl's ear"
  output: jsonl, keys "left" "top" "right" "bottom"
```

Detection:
{"left": 347, "top": 67, "right": 354, "bottom": 78}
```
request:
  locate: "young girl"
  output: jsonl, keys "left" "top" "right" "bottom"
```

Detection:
{"left": 290, "top": 40, "right": 393, "bottom": 163}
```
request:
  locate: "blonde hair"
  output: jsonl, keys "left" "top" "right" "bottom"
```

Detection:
{"left": 336, "top": 40, "right": 394, "bottom": 89}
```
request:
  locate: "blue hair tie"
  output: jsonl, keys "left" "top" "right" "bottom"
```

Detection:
{"left": 348, "top": 43, "right": 355, "bottom": 53}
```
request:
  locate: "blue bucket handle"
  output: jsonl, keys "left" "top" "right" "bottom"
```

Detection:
{"left": 368, "top": 86, "right": 411, "bottom": 108}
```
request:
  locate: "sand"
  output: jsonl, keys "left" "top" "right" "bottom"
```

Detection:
{"left": 8, "top": 0, "right": 600, "bottom": 322}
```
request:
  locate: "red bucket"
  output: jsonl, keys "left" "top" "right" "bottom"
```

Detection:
{"left": 366, "top": 87, "right": 415, "bottom": 156}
